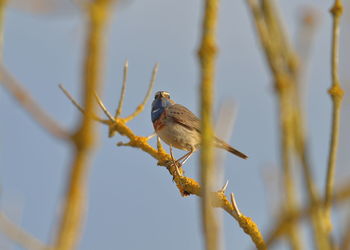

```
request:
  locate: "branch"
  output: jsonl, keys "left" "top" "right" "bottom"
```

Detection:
{"left": 245, "top": 1, "right": 303, "bottom": 249}
{"left": 114, "top": 60, "right": 128, "bottom": 118}
{"left": 0, "top": 213, "right": 50, "bottom": 250}
{"left": 59, "top": 84, "right": 108, "bottom": 125}
{"left": 0, "top": 65, "right": 70, "bottom": 140}
{"left": 245, "top": 1, "right": 333, "bottom": 249}
{"left": 198, "top": 0, "right": 220, "bottom": 249}
{"left": 54, "top": 1, "right": 113, "bottom": 250}
{"left": 324, "top": 0, "right": 344, "bottom": 234}
{"left": 266, "top": 182, "right": 350, "bottom": 248}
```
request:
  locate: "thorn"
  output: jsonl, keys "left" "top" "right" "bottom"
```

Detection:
{"left": 230, "top": 193, "right": 241, "bottom": 217}
{"left": 219, "top": 180, "right": 229, "bottom": 193}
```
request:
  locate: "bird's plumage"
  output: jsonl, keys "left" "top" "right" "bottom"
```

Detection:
{"left": 151, "top": 91, "right": 247, "bottom": 161}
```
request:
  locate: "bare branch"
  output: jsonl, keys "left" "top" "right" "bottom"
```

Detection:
{"left": 94, "top": 92, "right": 115, "bottom": 121}
{"left": 54, "top": 1, "right": 113, "bottom": 249}
{"left": 115, "top": 60, "right": 128, "bottom": 118}
{"left": 0, "top": 65, "right": 69, "bottom": 140}
{"left": 124, "top": 63, "right": 159, "bottom": 122}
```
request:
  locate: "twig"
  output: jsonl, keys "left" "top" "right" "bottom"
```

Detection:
{"left": 124, "top": 63, "right": 159, "bottom": 122}
{"left": 115, "top": 60, "right": 128, "bottom": 118}
{"left": 94, "top": 92, "right": 115, "bottom": 121}
{"left": 324, "top": 0, "right": 344, "bottom": 234}
{"left": 59, "top": 84, "right": 108, "bottom": 124}
{"left": 0, "top": 65, "right": 69, "bottom": 140}
{"left": 0, "top": 213, "right": 50, "bottom": 250}
{"left": 53, "top": 1, "right": 113, "bottom": 250}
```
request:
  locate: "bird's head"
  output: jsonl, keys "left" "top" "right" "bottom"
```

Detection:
{"left": 151, "top": 91, "right": 174, "bottom": 122}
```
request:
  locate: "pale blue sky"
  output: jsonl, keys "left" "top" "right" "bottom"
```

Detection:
{"left": 0, "top": 0, "right": 349, "bottom": 249}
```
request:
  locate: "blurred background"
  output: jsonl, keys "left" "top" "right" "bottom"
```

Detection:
{"left": 0, "top": 0, "right": 349, "bottom": 249}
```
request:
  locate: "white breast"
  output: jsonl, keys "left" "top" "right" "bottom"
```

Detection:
{"left": 156, "top": 122, "right": 200, "bottom": 152}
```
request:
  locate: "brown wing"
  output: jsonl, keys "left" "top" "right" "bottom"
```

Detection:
{"left": 166, "top": 104, "right": 201, "bottom": 131}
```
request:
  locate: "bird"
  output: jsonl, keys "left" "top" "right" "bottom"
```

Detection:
{"left": 151, "top": 91, "right": 247, "bottom": 166}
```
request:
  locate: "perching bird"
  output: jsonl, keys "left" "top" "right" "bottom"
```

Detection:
{"left": 151, "top": 91, "right": 247, "bottom": 165}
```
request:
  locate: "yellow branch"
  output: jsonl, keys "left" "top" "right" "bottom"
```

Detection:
{"left": 324, "top": 0, "right": 344, "bottom": 235}
{"left": 266, "top": 182, "right": 350, "bottom": 248}
{"left": 54, "top": 1, "right": 112, "bottom": 250}
{"left": 198, "top": 0, "right": 220, "bottom": 249}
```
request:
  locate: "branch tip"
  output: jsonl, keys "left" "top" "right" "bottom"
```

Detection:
{"left": 115, "top": 60, "right": 129, "bottom": 118}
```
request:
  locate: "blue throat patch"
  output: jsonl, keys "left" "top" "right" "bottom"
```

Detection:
{"left": 151, "top": 97, "right": 171, "bottom": 122}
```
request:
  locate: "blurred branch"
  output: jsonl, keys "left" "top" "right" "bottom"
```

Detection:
{"left": 245, "top": 1, "right": 302, "bottom": 249}
{"left": 245, "top": 1, "right": 335, "bottom": 249}
{"left": 0, "top": 213, "right": 50, "bottom": 250}
{"left": 0, "top": 65, "right": 70, "bottom": 140}
{"left": 53, "top": 1, "right": 113, "bottom": 250}
{"left": 198, "top": 0, "right": 220, "bottom": 249}
{"left": 266, "top": 182, "right": 350, "bottom": 248}
{"left": 61, "top": 66, "right": 266, "bottom": 250}
{"left": 324, "top": 0, "right": 345, "bottom": 235}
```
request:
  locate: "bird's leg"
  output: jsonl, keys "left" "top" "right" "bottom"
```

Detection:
{"left": 169, "top": 145, "right": 181, "bottom": 176}
{"left": 177, "top": 148, "right": 194, "bottom": 166}
{"left": 176, "top": 152, "right": 191, "bottom": 164}
{"left": 145, "top": 132, "right": 156, "bottom": 140}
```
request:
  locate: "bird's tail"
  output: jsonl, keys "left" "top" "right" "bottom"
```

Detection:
{"left": 215, "top": 138, "right": 248, "bottom": 159}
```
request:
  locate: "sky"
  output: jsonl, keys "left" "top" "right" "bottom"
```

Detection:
{"left": 0, "top": 0, "right": 349, "bottom": 250}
